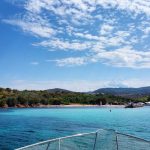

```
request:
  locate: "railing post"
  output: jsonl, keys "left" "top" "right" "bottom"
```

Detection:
{"left": 46, "top": 142, "right": 50, "bottom": 150}
{"left": 59, "top": 138, "right": 61, "bottom": 150}
{"left": 116, "top": 133, "right": 119, "bottom": 150}
{"left": 93, "top": 131, "right": 98, "bottom": 150}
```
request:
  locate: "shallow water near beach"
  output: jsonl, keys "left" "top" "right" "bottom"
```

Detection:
{"left": 0, "top": 107, "right": 150, "bottom": 150}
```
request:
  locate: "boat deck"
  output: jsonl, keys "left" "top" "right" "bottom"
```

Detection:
{"left": 16, "top": 129, "right": 150, "bottom": 150}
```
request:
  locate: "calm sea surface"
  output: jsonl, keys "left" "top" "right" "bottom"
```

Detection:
{"left": 0, "top": 107, "right": 150, "bottom": 150}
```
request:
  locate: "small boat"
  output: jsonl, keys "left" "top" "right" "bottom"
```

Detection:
{"left": 145, "top": 102, "right": 150, "bottom": 106}
{"left": 125, "top": 102, "right": 144, "bottom": 108}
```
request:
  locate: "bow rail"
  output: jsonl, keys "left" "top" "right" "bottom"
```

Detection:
{"left": 15, "top": 129, "right": 150, "bottom": 150}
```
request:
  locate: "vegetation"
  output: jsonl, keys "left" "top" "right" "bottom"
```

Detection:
{"left": 0, "top": 88, "right": 149, "bottom": 108}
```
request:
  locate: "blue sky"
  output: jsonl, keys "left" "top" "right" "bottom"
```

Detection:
{"left": 0, "top": 0, "right": 150, "bottom": 91}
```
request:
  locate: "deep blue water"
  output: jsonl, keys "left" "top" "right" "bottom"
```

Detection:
{"left": 0, "top": 107, "right": 150, "bottom": 150}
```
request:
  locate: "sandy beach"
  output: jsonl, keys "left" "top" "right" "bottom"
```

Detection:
{"left": 33, "top": 104, "right": 125, "bottom": 108}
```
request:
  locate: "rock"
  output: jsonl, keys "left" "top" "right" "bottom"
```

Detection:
{"left": 2, "top": 104, "right": 8, "bottom": 108}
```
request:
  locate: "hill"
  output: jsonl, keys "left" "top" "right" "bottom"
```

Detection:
{"left": 0, "top": 87, "right": 150, "bottom": 108}
{"left": 93, "top": 87, "right": 150, "bottom": 98}
{"left": 46, "top": 88, "right": 73, "bottom": 93}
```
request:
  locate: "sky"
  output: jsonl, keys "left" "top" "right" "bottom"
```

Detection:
{"left": 0, "top": 0, "right": 150, "bottom": 92}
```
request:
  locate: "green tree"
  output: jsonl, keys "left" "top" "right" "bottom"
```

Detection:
{"left": 6, "top": 97, "right": 18, "bottom": 107}
{"left": 17, "top": 96, "right": 28, "bottom": 105}
{"left": 0, "top": 99, "right": 6, "bottom": 107}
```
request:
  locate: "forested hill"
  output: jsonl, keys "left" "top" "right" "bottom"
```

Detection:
{"left": 0, "top": 87, "right": 150, "bottom": 108}
{"left": 47, "top": 88, "right": 73, "bottom": 93}
{"left": 93, "top": 87, "right": 150, "bottom": 98}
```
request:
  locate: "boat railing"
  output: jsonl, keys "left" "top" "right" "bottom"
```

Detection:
{"left": 15, "top": 129, "right": 150, "bottom": 150}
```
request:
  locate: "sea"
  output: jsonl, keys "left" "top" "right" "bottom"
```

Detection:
{"left": 0, "top": 106, "right": 150, "bottom": 149}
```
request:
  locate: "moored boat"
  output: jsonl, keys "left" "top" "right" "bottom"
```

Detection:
{"left": 125, "top": 102, "right": 144, "bottom": 108}
{"left": 145, "top": 102, "right": 150, "bottom": 106}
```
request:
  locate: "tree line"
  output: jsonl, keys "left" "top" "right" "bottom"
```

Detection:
{"left": 0, "top": 88, "right": 149, "bottom": 107}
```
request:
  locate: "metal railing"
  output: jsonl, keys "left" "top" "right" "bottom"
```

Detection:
{"left": 15, "top": 129, "right": 150, "bottom": 150}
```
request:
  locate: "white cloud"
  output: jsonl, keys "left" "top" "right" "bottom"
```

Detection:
{"left": 34, "top": 38, "right": 92, "bottom": 51}
{"left": 8, "top": 80, "right": 106, "bottom": 91}
{"left": 96, "top": 0, "right": 150, "bottom": 16}
{"left": 74, "top": 32, "right": 99, "bottom": 40}
{"left": 54, "top": 46, "right": 150, "bottom": 68}
{"left": 30, "top": 62, "right": 39, "bottom": 65}
{"left": 3, "top": 14, "right": 55, "bottom": 38}
{"left": 3, "top": 0, "right": 150, "bottom": 69}
{"left": 25, "top": 0, "right": 150, "bottom": 17}
{"left": 91, "top": 46, "right": 150, "bottom": 68}
{"left": 54, "top": 57, "right": 87, "bottom": 66}
{"left": 100, "top": 24, "right": 114, "bottom": 35}
{"left": 144, "top": 27, "right": 150, "bottom": 34}
{"left": 2, "top": 79, "right": 150, "bottom": 92}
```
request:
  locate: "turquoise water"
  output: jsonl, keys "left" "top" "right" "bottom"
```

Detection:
{"left": 0, "top": 107, "right": 150, "bottom": 149}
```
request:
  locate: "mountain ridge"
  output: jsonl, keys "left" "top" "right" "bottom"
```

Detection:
{"left": 92, "top": 86, "right": 150, "bottom": 98}
{"left": 46, "top": 88, "right": 74, "bottom": 93}
{"left": 46, "top": 86, "right": 150, "bottom": 98}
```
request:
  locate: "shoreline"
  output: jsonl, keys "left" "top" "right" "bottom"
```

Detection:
{"left": 0, "top": 104, "right": 125, "bottom": 109}
{"left": 38, "top": 104, "right": 125, "bottom": 108}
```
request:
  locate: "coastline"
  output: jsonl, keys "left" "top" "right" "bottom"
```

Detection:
{"left": 0, "top": 104, "right": 125, "bottom": 108}
{"left": 37, "top": 104, "right": 125, "bottom": 108}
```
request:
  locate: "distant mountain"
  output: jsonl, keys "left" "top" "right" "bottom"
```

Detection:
{"left": 46, "top": 87, "right": 150, "bottom": 98}
{"left": 93, "top": 86, "right": 150, "bottom": 98}
{"left": 46, "top": 88, "right": 73, "bottom": 93}
{"left": 46, "top": 87, "right": 150, "bottom": 97}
